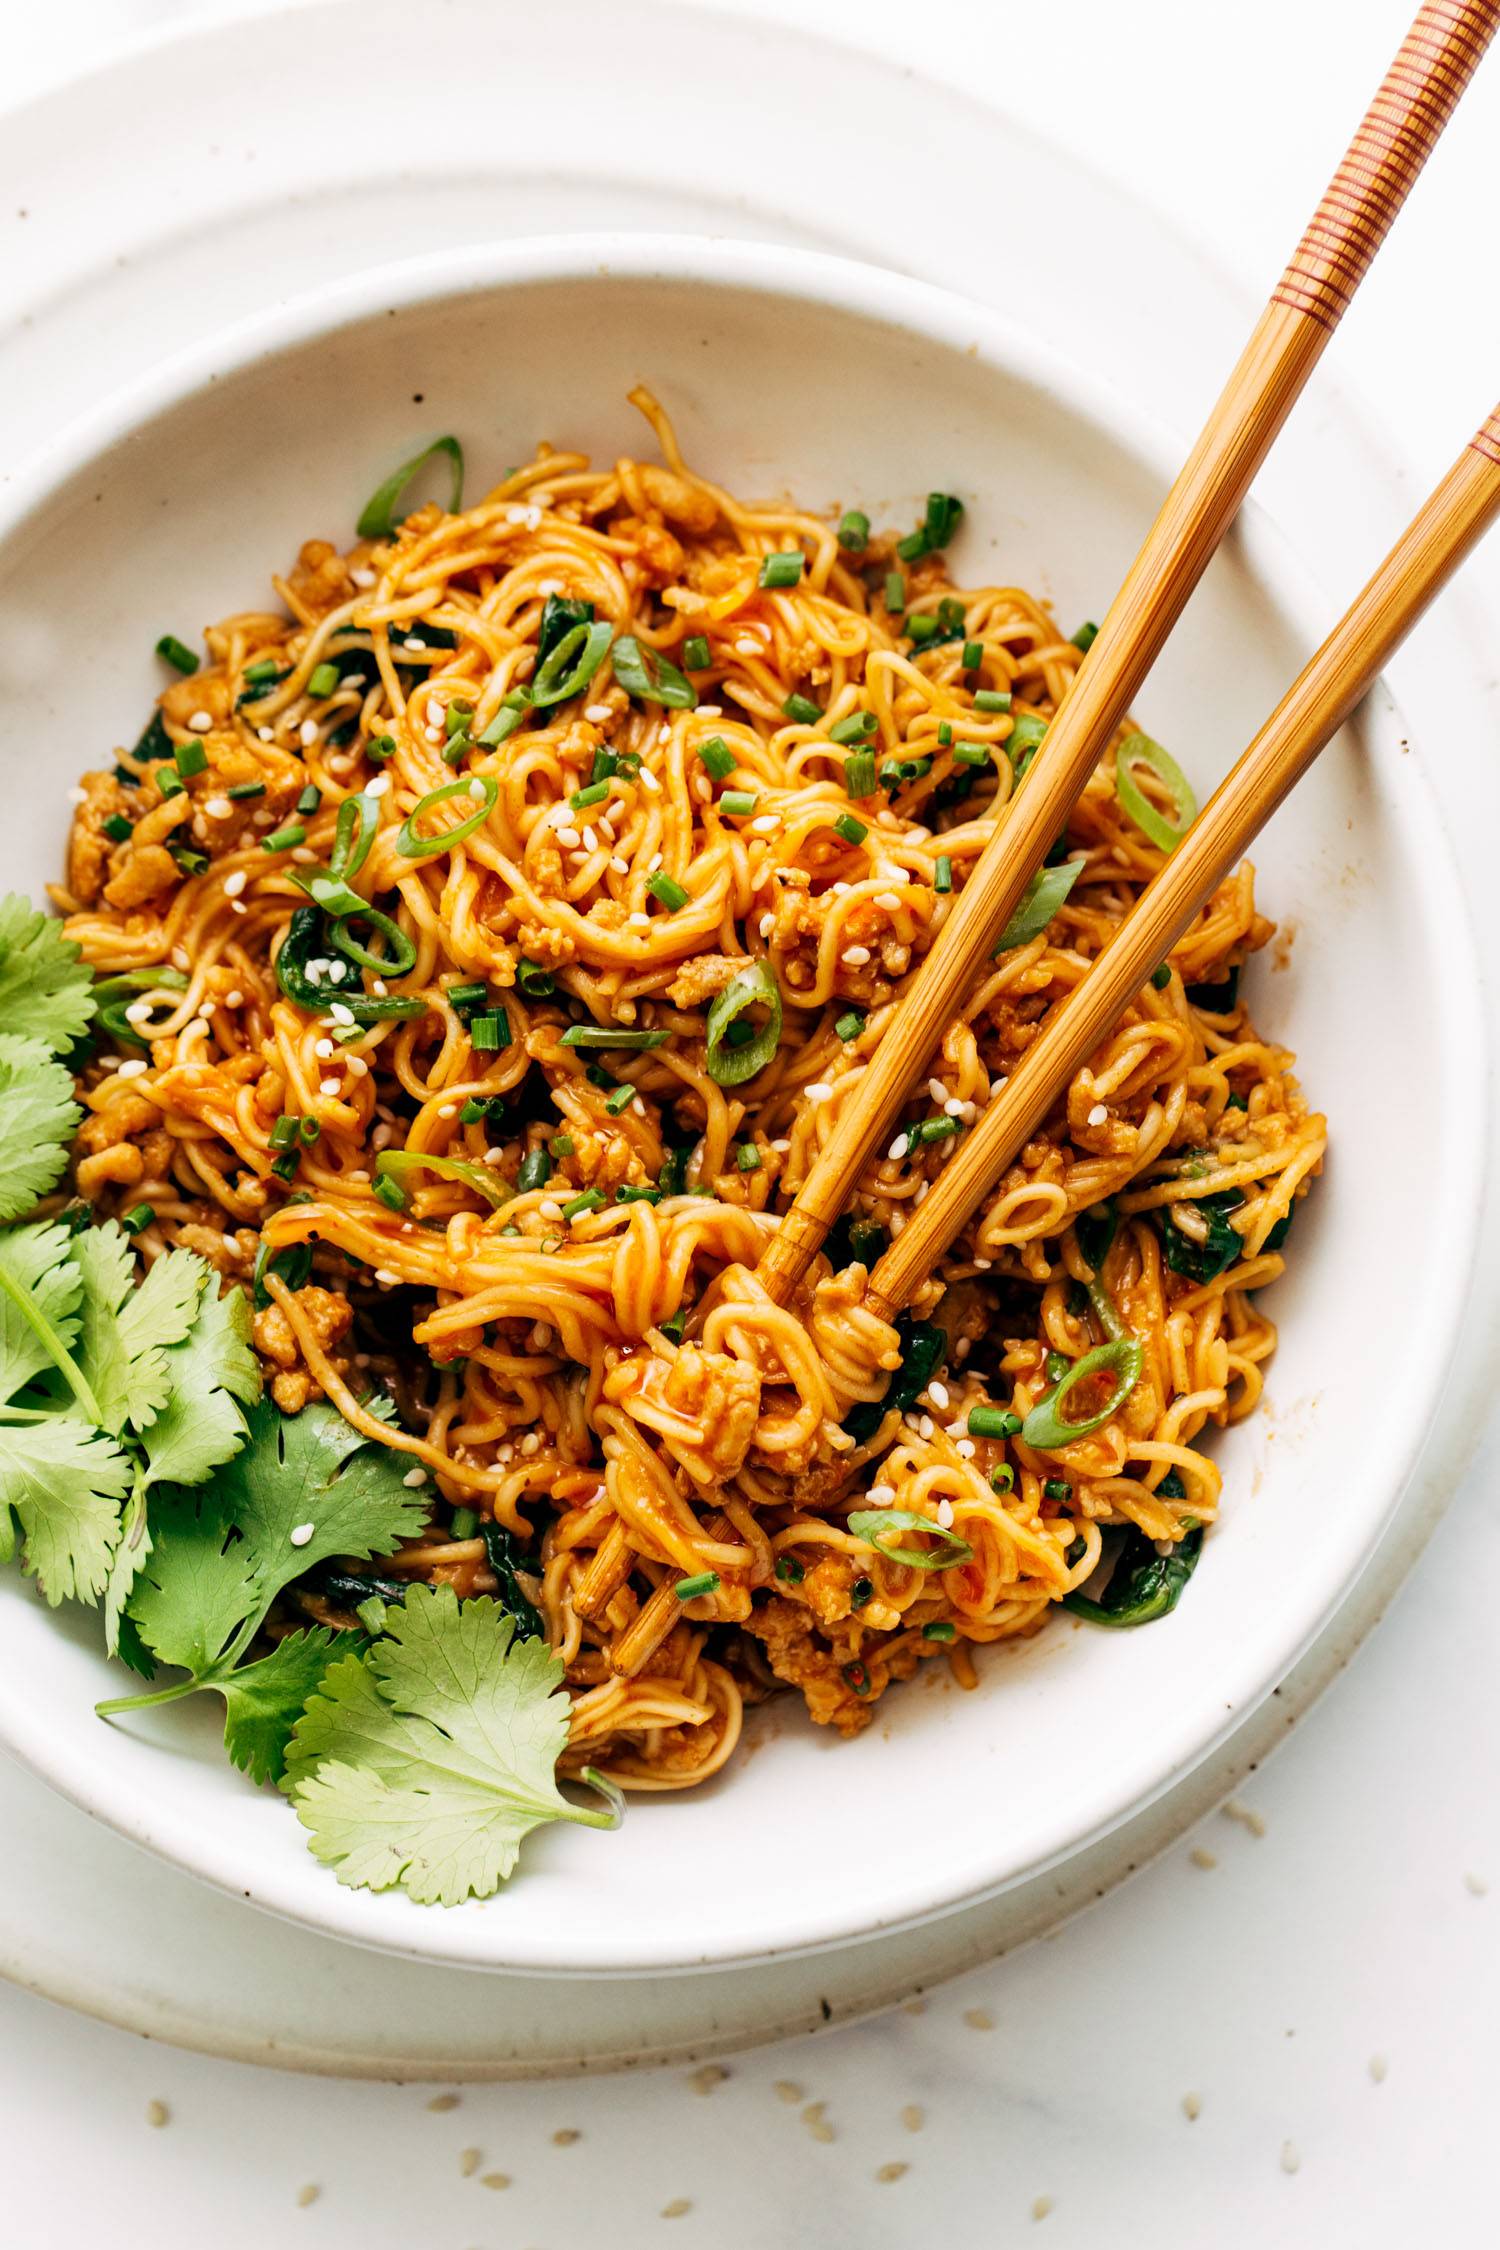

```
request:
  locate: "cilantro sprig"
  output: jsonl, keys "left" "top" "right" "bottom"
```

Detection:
{"left": 285, "top": 1585, "right": 623, "bottom": 1904}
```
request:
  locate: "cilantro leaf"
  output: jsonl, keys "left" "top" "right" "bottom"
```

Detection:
{"left": 106, "top": 1399, "right": 429, "bottom": 1710}
{"left": 0, "top": 894, "right": 94, "bottom": 1053}
{"left": 220, "top": 1627, "right": 366, "bottom": 1787}
{"left": 0, "top": 1413, "right": 131, "bottom": 1604}
{"left": 0, "top": 1221, "right": 84, "bottom": 1409}
{"left": 0, "top": 1035, "right": 80, "bottom": 1222}
{"left": 72, "top": 1229, "right": 206, "bottom": 1435}
{"left": 285, "top": 1586, "right": 621, "bottom": 1905}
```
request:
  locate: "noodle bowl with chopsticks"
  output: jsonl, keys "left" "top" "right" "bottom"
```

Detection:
{"left": 52, "top": 390, "right": 1326, "bottom": 1793}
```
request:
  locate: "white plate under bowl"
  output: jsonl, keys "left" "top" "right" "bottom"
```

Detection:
{"left": 0, "top": 234, "right": 1482, "bottom": 1976}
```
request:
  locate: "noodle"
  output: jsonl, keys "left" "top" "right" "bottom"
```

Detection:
{"left": 54, "top": 392, "right": 1325, "bottom": 1789}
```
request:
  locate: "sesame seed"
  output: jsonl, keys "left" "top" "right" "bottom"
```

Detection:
{"left": 695, "top": 703, "right": 722, "bottom": 718}
{"left": 955, "top": 1439, "right": 976, "bottom": 1460}
{"left": 351, "top": 566, "right": 376, "bottom": 588}
{"left": 425, "top": 726, "right": 443, "bottom": 746}
{"left": 374, "top": 1268, "right": 398, "bottom": 1287}
{"left": 887, "top": 1134, "right": 909, "bottom": 1161}
{"left": 758, "top": 913, "right": 775, "bottom": 938}
{"left": 328, "top": 1003, "right": 356, "bottom": 1027}
{"left": 223, "top": 869, "right": 247, "bottom": 897}
{"left": 1223, "top": 1798, "right": 1266, "bottom": 1837}
{"left": 289, "top": 1522, "right": 315, "bottom": 1548}
{"left": 639, "top": 767, "right": 661, "bottom": 793}
{"left": 866, "top": 1484, "right": 895, "bottom": 1506}
{"left": 936, "top": 1497, "right": 956, "bottom": 1527}
{"left": 1369, "top": 2054, "right": 1388, "bottom": 2083}
{"left": 610, "top": 855, "right": 630, "bottom": 876}
{"left": 627, "top": 911, "right": 651, "bottom": 929}
{"left": 481, "top": 2172, "right": 511, "bottom": 2190}
{"left": 1032, "top": 2195, "right": 1054, "bottom": 2222}
{"left": 552, "top": 2127, "right": 581, "bottom": 2147}
{"left": 963, "top": 2008, "right": 994, "bottom": 2031}
{"left": 124, "top": 999, "right": 153, "bottom": 1025}
{"left": 917, "top": 1414, "right": 934, "bottom": 1439}
{"left": 927, "top": 1379, "right": 950, "bottom": 1409}
{"left": 187, "top": 710, "right": 212, "bottom": 733}
{"left": 1087, "top": 1102, "right": 1108, "bottom": 1126}
{"left": 686, "top": 2064, "right": 728, "bottom": 2094}
{"left": 901, "top": 2105, "right": 924, "bottom": 2132}
{"left": 735, "top": 637, "right": 761, "bottom": 656}
{"left": 804, "top": 1082, "right": 834, "bottom": 1103}
{"left": 876, "top": 2163, "right": 909, "bottom": 2185}
{"left": 661, "top": 2198, "right": 692, "bottom": 2219}
{"left": 459, "top": 2148, "right": 481, "bottom": 2177}
{"left": 116, "top": 1058, "right": 148, "bottom": 1080}
{"left": 231, "top": 900, "right": 247, "bottom": 914}
{"left": 426, "top": 2091, "right": 460, "bottom": 2112}
{"left": 1182, "top": 2092, "right": 1202, "bottom": 2121}
{"left": 1281, "top": 2142, "right": 1301, "bottom": 2176}
{"left": 366, "top": 772, "right": 391, "bottom": 797}
{"left": 556, "top": 826, "right": 581, "bottom": 848}
{"left": 750, "top": 814, "right": 778, "bottom": 835}
{"left": 314, "top": 1037, "right": 335, "bottom": 1058}
{"left": 204, "top": 796, "right": 232, "bottom": 818}
{"left": 319, "top": 1076, "right": 340, "bottom": 1097}
{"left": 584, "top": 703, "right": 612, "bottom": 723}
{"left": 225, "top": 989, "right": 243, "bottom": 1007}
{"left": 146, "top": 2100, "right": 169, "bottom": 2129}
{"left": 774, "top": 2081, "right": 803, "bottom": 2105}
{"left": 1190, "top": 1846, "right": 1218, "bottom": 1870}
{"left": 402, "top": 1468, "right": 428, "bottom": 1488}
{"left": 944, "top": 1097, "right": 965, "bottom": 1118}
{"left": 295, "top": 2184, "right": 321, "bottom": 2209}
{"left": 467, "top": 777, "right": 487, "bottom": 800}
{"left": 257, "top": 725, "right": 274, "bottom": 743}
{"left": 1465, "top": 1871, "right": 1489, "bottom": 1896}
{"left": 67, "top": 785, "right": 87, "bottom": 805}
{"left": 299, "top": 719, "right": 319, "bottom": 748}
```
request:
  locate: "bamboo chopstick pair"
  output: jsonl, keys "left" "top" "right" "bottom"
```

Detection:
{"left": 756, "top": 0, "right": 1500, "bottom": 1324}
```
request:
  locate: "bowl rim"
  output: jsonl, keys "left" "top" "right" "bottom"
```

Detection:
{"left": 0, "top": 229, "right": 1486, "bottom": 1974}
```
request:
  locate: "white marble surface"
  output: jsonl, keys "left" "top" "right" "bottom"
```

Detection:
{"left": 2, "top": 1, "right": 1498, "bottom": 2242}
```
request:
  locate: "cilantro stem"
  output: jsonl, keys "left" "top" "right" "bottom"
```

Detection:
{"left": 0, "top": 1260, "right": 104, "bottom": 1426}
{"left": 95, "top": 1675, "right": 203, "bottom": 1718}
{"left": 567, "top": 1766, "right": 627, "bottom": 1829}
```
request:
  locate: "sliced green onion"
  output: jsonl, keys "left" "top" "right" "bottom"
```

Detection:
{"left": 299, "top": 1115, "right": 321, "bottom": 1145}
{"left": 990, "top": 1464, "right": 1015, "bottom": 1493}
{"left": 682, "top": 635, "right": 711, "bottom": 670}
{"left": 781, "top": 693, "right": 821, "bottom": 726}
{"left": 120, "top": 1203, "right": 155, "bottom": 1236}
{"left": 517, "top": 959, "right": 555, "bottom": 999}
{"left": 372, "top": 1172, "right": 407, "bottom": 1212}
{"left": 720, "top": 790, "right": 758, "bottom": 816}
{"left": 611, "top": 634, "right": 694, "bottom": 709}
{"left": 517, "top": 1149, "right": 551, "bottom": 1192}
{"left": 974, "top": 688, "right": 1012, "bottom": 714}
{"left": 837, "top": 510, "right": 870, "bottom": 552}
{"left": 242, "top": 657, "right": 281, "bottom": 687}
{"left": 934, "top": 854, "right": 953, "bottom": 894}
{"left": 734, "top": 1141, "right": 763, "bottom": 1174}
{"left": 1115, "top": 732, "right": 1197, "bottom": 853}
{"left": 1071, "top": 621, "right": 1099, "bottom": 653}
{"left": 329, "top": 903, "right": 417, "bottom": 977}
{"left": 446, "top": 980, "right": 487, "bottom": 1011}
{"left": 469, "top": 1010, "right": 511, "bottom": 1052}
{"left": 1044, "top": 1350, "right": 1070, "bottom": 1383}
{"left": 774, "top": 1555, "right": 804, "bottom": 1584}
{"left": 833, "top": 814, "right": 868, "bottom": 845}
{"left": 1151, "top": 963, "right": 1173, "bottom": 990}
{"left": 155, "top": 635, "right": 198, "bottom": 676}
{"left": 845, "top": 1508, "right": 974, "bottom": 1571}
{"left": 570, "top": 780, "right": 610, "bottom": 810}
{"left": 449, "top": 1507, "right": 480, "bottom": 1541}
{"left": 226, "top": 780, "right": 267, "bottom": 801}
{"left": 834, "top": 1009, "right": 864, "bottom": 1042}
{"left": 844, "top": 750, "right": 878, "bottom": 799}
{"left": 274, "top": 906, "right": 423, "bottom": 1024}
{"left": 937, "top": 722, "right": 953, "bottom": 747}
{"left": 697, "top": 736, "right": 736, "bottom": 781}
{"left": 906, "top": 613, "right": 937, "bottom": 642}
{"left": 102, "top": 813, "right": 133, "bottom": 845}
{"left": 269, "top": 1114, "right": 298, "bottom": 1152}
{"left": 295, "top": 783, "right": 321, "bottom": 817}
{"left": 174, "top": 740, "right": 207, "bottom": 780}
{"left": 913, "top": 1115, "right": 960, "bottom": 1144}
{"left": 1006, "top": 712, "right": 1049, "bottom": 775}
{"left": 444, "top": 700, "right": 473, "bottom": 738}
{"left": 759, "top": 551, "right": 805, "bottom": 589}
{"left": 614, "top": 1183, "right": 661, "bottom": 1203}
{"left": 829, "top": 710, "right": 877, "bottom": 746}
{"left": 559, "top": 1025, "right": 670, "bottom": 1051}
{"left": 995, "top": 860, "right": 1083, "bottom": 953}
{"left": 561, "top": 1189, "right": 605, "bottom": 1221}
{"left": 1044, "top": 1477, "right": 1073, "bottom": 1501}
{"left": 674, "top": 1572, "right": 720, "bottom": 1602}
{"left": 953, "top": 742, "right": 990, "bottom": 767}
{"left": 967, "top": 1406, "right": 1021, "bottom": 1439}
{"left": 458, "top": 1096, "right": 493, "bottom": 1123}
{"left": 395, "top": 775, "right": 498, "bottom": 858}
{"left": 923, "top": 1620, "right": 957, "bottom": 1643}
{"left": 705, "top": 960, "right": 782, "bottom": 1087}
{"left": 647, "top": 872, "right": 690, "bottom": 913}
{"left": 884, "top": 570, "right": 905, "bottom": 613}
{"left": 261, "top": 822, "right": 305, "bottom": 853}
{"left": 479, "top": 688, "right": 532, "bottom": 747}
{"left": 375, "top": 1148, "right": 513, "bottom": 1210}
{"left": 532, "top": 618, "right": 614, "bottom": 709}
{"left": 356, "top": 436, "right": 464, "bottom": 540}
{"left": 604, "top": 1081, "right": 638, "bottom": 1116}
{"left": 172, "top": 848, "right": 210, "bottom": 876}
{"left": 307, "top": 661, "right": 340, "bottom": 698}
{"left": 962, "top": 639, "right": 983, "bottom": 670}
{"left": 1021, "top": 1337, "right": 1144, "bottom": 1451}
{"left": 368, "top": 733, "right": 397, "bottom": 763}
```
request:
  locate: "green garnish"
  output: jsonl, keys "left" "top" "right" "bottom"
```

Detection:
{"left": 845, "top": 1508, "right": 973, "bottom": 1572}
{"left": 704, "top": 960, "right": 782, "bottom": 1087}
{"left": 532, "top": 619, "right": 613, "bottom": 708}
{"left": 155, "top": 636, "right": 199, "bottom": 676}
{"left": 720, "top": 790, "right": 758, "bottom": 816}
{"left": 934, "top": 855, "right": 953, "bottom": 893}
{"left": 558, "top": 1025, "right": 670, "bottom": 1051}
{"left": 781, "top": 693, "right": 822, "bottom": 727}
{"left": 697, "top": 737, "right": 736, "bottom": 781}
{"left": 395, "top": 776, "right": 498, "bottom": 859}
{"left": 829, "top": 710, "right": 877, "bottom": 746}
{"left": 1071, "top": 621, "right": 1099, "bottom": 653}
{"left": 307, "top": 662, "right": 340, "bottom": 698}
{"left": 837, "top": 510, "right": 870, "bottom": 552}
{"left": 1151, "top": 963, "right": 1173, "bottom": 990}
{"left": 974, "top": 688, "right": 1011, "bottom": 713}
{"left": 647, "top": 872, "right": 690, "bottom": 913}
{"left": 682, "top": 635, "right": 711, "bottom": 670}
{"left": 611, "top": 635, "right": 694, "bottom": 709}
{"left": 833, "top": 814, "right": 868, "bottom": 845}
{"left": 261, "top": 822, "right": 305, "bottom": 853}
{"left": 674, "top": 1572, "right": 720, "bottom": 1601}
{"left": 758, "top": 552, "right": 804, "bottom": 589}
{"left": 994, "top": 861, "right": 1083, "bottom": 953}
{"left": 469, "top": 1010, "right": 510, "bottom": 1052}
{"left": 356, "top": 436, "right": 464, "bottom": 540}
{"left": 966, "top": 1406, "right": 1020, "bottom": 1439}
{"left": 844, "top": 751, "right": 878, "bottom": 798}
{"left": 1020, "top": 1337, "right": 1144, "bottom": 1451}
{"left": 174, "top": 740, "right": 208, "bottom": 781}
{"left": 374, "top": 1149, "right": 513, "bottom": 1212}
{"left": 1115, "top": 731, "right": 1197, "bottom": 854}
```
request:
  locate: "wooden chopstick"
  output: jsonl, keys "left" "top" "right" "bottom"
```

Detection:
{"left": 867, "top": 405, "right": 1500, "bottom": 1317}
{"left": 755, "top": 0, "right": 1498, "bottom": 1307}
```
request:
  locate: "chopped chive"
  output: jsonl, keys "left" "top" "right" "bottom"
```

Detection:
{"left": 469, "top": 1009, "right": 511, "bottom": 1052}
{"left": 736, "top": 1142, "right": 762, "bottom": 1172}
{"left": 444, "top": 700, "right": 473, "bottom": 736}
{"left": 299, "top": 1114, "right": 321, "bottom": 1145}
{"left": 562, "top": 1189, "right": 606, "bottom": 1220}
{"left": 1070, "top": 621, "right": 1099, "bottom": 653}
{"left": 449, "top": 1507, "right": 480, "bottom": 1540}
{"left": 102, "top": 813, "right": 133, "bottom": 844}
{"left": 158, "top": 772, "right": 185, "bottom": 797}
{"left": 558, "top": 1025, "right": 670, "bottom": 1050}
{"left": 990, "top": 1463, "right": 1016, "bottom": 1493}
{"left": 922, "top": 1620, "right": 957, "bottom": 1643}
{"left": 884, "top": 569, "right": 905, "bottom": 613}
{"left": 372, "top": 1172, "right": 408, "bottom": 1212}
{"left": 549, "top": 1134, "right": 575, "bottom": 1158}
{"left": 517, "top": 959, "right": 556, "bottom": 999}
{"left": 974, "top": 688, "right": 1012, "bottom": 713}
{"left": 270, "top": 1151, "right": 300, "bottom": 1183}
{"left": 155, "top": 635, "right": 198, "bottom": 676}
{"left": 1044, "top": 1477, "right": 1073, "bottom": 1502}
{"left": 962, "top": 639, "right": 983, "bottom": 670}
{"left": 844, "top": 750, "right": 878, "bottom": 799}
{"left": 953, "top": 743, "right": 991, "bottom": 767}
{"left": 517, "top": 1148, "right": 551, "bottom": 1191}
{"left": 850, "top": 1575, "right": 874, "bottom": 1609}
{"left": 674, "top": 1571, "right": 720, "bottom": 1601}
{"left": 837, "top": 509, "right": 870, "bottom": 552}
{"left": 478, "top": 687, "right": 532, "bottom": 747}
{"left": 589, "top": 746, "right": 619, "bottom": 785}
{"left": 226, "top": 780, "right": 267, "bottom": 801}
{"left": 242, "top": 657, "right": 281, "bottom": 685}
{"left": 913, "top": 1115, "right": 961, "bottom": 1143}
{"left": 907, "top": 612, "right": 937, "bottom": 642}
{"left": 368, "top": 733, "right": 397, "bottom": 762}
{"left": 1151, "top": 963, "right": 1172, "bottom": 990}
{"left": 440, "top": 730, "right": 470, "bottom": 768}
{"left": 697, "top": 736, "right": 736, "bottom": 781}
{"left": 937, "top": 721, "right": 953, "bottom": 747}
{"left": 967, "top": 1405, "right": 1020, "bottom": 1439}
{"left": 614, "top": 1183, "right": 662, "bottom": 1204}
{"left": 834, "top": 1009, "right": 864, "bottom": 1041}
{"left": 896, "top": 530, "right": 927, "bottom": 564}
{"left": 174, "top": 740, "right": 208, "bottom": 780}
{"left": 720, "top": 790, "right": 758, "bottom": 816}
{"left": 934, "top": 855, "right": 953, "bottom": 893}
{"left": 605, "top": 1081, "right": 638, "bottom": 1115}
{"left": 570, "top": 780, "right": 610, "bottom": 810}
{"left": 781, "top": 692, "right": 821, "bottom": 726}
{"left": 1044, "top": 1349, "right": 1071, "bottom": 1383}
{"left": 269, "top": 1114, "right": 298, "bottom": 1151}
{"left": 172, "top": 847, "right": 210, "bottom": 875}
{"left": 833, "top": 813, "right": 868, "bottom": 845}
{"left": 294, "top": 783, "right": 320, "bottom": 816}
{"left": 682, "top": 634, "right": 712, "bottom": 670}
{"left": 458, "top": 1097, "right": 491, "bottom": 1124}
{"left": 261, "top": 823, "right": 306, "bottom": 852}
{"left": 307, "top": 662, "right": 340, "bottom": 697}
{"left": 120, "top": 1203, "right": 155, "bottom": 1236}
{"left": 775, "top": 1555, "right": 804, "bottom": 1585}
{"left": 446, "top": 980, "right": 487, "bottom": 1011}
{"left": 647, "top": 872, "right": 690, "bottom": 912}
{"left": 758, "top": 551, "right": 805, "bottom": 589}
{"left": 829, "top": 709, "right": 877, "bottom": 745}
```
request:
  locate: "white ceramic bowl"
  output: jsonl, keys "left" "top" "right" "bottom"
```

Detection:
{"left": 0, "top": 237, "right": 1482, "bottom": 1974}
